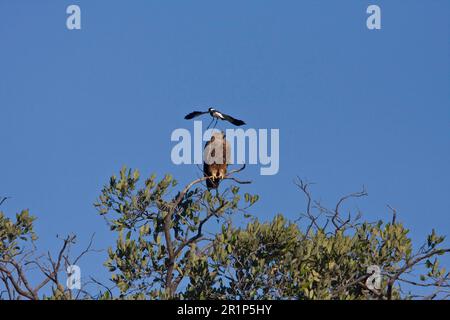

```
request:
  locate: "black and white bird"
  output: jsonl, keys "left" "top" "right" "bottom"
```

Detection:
{"left": 184, "top": 108, "right": 245, "bottom": 129}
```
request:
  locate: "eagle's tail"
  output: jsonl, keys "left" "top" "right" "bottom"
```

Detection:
{"left": 206, "top": 177, "right": 220, "bottom": 189}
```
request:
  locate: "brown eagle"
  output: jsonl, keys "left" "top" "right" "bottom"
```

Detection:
{"left": 203, "top": 132, "right": 231, "bottom": 189}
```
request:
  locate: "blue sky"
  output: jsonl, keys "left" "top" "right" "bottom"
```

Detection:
{"left": 0, "top": 0, "right": 449, "bottom": 295}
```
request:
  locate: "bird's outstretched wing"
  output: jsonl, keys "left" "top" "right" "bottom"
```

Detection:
{"left": 222, "top": 113, "right": 246, "bottom": 126}
{"left": 184, "top": 111, "right": 208, "bottom": 120}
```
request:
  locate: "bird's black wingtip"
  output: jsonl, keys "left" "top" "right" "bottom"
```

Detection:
{"left": 184, "top": 111, "right": 206, "bottom": 120}
{"left": 184, "top": 113, "right": 196, "bottom": 120}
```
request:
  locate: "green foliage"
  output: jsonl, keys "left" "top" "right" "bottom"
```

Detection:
{"left": 203, "top": 217, "right": 414, "bottom": 299}
{"left": 0, "top": 204, "right": 79, "bottom": 300}
{"left": 0, "top": 209, "right": 36, "bottom": 261}
{"left": 95, "top": 166, "right": 258, "bottom": 299}
{"left": 94, "top": 168, "right": 449, "bottom": 300}
{"left": 1, "top": 168, "right": 449, "bottom": 300}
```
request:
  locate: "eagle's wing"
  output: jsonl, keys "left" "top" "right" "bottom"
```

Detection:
{"left": 221, "top": 113, "right": 246, "bottom": 126}
{"left": 184, "top": 111, "right": 208, "bottom": 120}
{"left": 203, "top": 139, "right": 214, "bottom": 165}
{"left": 203, "top": 140, "right": 216, "bottom": 189}
{"left": 224, "top": 139, "right": 231, "bottom": 165}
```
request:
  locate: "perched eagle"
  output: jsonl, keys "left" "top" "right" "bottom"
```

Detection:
{"left": 203, "top": 132, "right": 231, "bottom": 189}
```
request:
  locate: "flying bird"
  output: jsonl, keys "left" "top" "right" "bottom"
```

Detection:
{"left": 203, "top": 131, "right": 231, "bottom": 189}
{"left": 185, "top": 107, "right": 245, "bottom": 128}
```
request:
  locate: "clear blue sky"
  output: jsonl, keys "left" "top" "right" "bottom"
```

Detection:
{"left": 1, "top": 0, "right": 449, "bottom": 294}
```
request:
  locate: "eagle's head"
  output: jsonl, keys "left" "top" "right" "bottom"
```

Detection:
{"left": 210, "top": 131, "right": 225, "bottom": 142}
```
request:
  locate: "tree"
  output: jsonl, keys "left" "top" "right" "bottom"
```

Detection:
{"left": 94, "top": 166, "right": 258, "bottom": 299}
{"left": 0, "top": 197, "right": 95, "bottom": 300}
{"left": 0, "top": 168, "right": 449, "bottom": 300}
{"left": 94, "top": 169, "right": 450, "bottom": 300}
